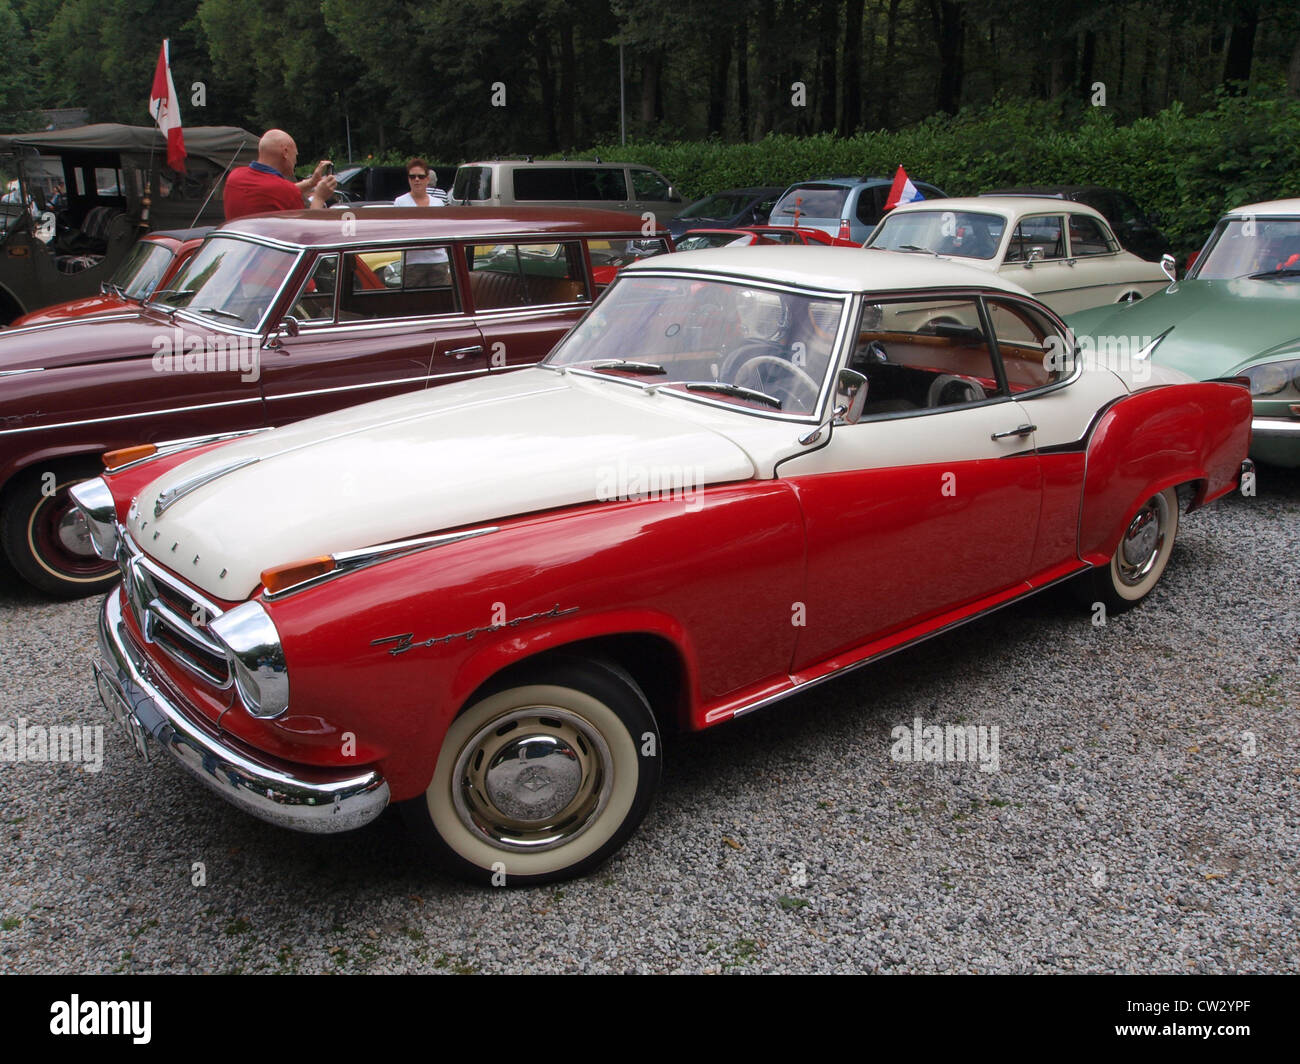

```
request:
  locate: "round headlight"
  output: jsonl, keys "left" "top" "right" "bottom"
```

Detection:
{"left": 1244, "top": 362, "right": 1291, "bottom": 395}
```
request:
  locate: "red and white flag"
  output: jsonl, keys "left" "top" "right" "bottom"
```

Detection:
{"left": 149, "top": 39, "right": 187, "bottom": 172}
{"left": 884, "top": 165, "right": 924, "bottom": 210}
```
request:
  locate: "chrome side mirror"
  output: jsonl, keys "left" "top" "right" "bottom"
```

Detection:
{"left": 835, "top": 368, "right": 868, "bottom": 425}
{"left": 1025, "top": 247, "right": 1044, "bottom": 266}
{"left": 1160, "top": 253, "right": 1177, "bottom": 282}
{"left": 262, "top": 314, "right": 300, "bottom": 350}
{"left": 799, "top": 369, "right": 868, "bottom": 445}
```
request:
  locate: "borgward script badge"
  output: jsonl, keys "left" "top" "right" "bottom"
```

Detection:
{"left": 370, "top": 604, "right": 579, "bottom": 657}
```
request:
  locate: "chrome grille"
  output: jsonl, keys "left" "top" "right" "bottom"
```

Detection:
{"left": 117, "top": 532, "right": 232, "bottom": 688}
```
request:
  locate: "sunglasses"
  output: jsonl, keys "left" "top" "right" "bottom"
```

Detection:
{"left": 408, "top": 173, "right": 429, "bottom": 180}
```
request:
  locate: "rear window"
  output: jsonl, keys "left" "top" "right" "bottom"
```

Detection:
{"left": 513, "top": 167, "right": 627, "bottom": 201}
{"left": 452, "top": 166, "right": 492, "bottom": 201}
{"left": 771, "top": 185, "right": 849, "bottom": 221}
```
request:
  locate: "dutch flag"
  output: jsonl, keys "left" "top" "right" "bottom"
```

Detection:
{"left": 884, "top": 165, "right": 924, "bottom": 211}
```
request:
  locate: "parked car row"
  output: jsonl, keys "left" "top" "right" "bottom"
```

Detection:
{"left": 1, "top": 161, "right": 1288, "bottom": 887}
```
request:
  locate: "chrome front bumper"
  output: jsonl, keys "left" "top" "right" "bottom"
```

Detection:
{"left": 1251, "top": 415, "right": 1300, "bottom": 439}
{"left": 95, "top": 589, "right": 390, "bottom": 833}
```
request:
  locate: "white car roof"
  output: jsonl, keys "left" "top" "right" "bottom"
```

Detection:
{"left": 1223, "top": 197, "right": 1300, "bottom": 218}
{"left": 886, "top": 195, "right": 1110, "bottom": 224}
{"left": 625, "top": 245, "right": 1036, "bottom": 297}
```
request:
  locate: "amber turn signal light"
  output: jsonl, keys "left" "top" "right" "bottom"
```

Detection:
{"left": 260, "top": 556, "right": 335, "bottom": 594}
{"left": 102, "top": 444, "right": 157, "bottom": 470}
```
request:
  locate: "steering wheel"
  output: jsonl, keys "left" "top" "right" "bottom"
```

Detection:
{"left": 718, "top": 338, "right": 788, "bottom": 381}
{"left": 733, "top": 354, "right": 821, "bottom": 410}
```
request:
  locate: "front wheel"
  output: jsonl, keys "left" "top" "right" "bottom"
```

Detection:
{"left": 402, "top": 659, "right": 662, "bottom": 885}
{"left": 1, "top": 460, "right": 119, "bottom": 598}
{"left": 1084, "top": 487, "right": 1179, "bottom": 613}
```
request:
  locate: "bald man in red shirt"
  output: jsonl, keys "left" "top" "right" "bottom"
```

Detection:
{"left": 224, "top": 129, "right": 338, "bottom": 221}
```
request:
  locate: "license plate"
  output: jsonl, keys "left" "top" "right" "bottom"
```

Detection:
{"left": 95, "top": 666, "right": 152, "bottom": 763}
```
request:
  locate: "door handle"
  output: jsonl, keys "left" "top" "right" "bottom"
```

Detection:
{"left": 444, "top": 345, "right": 483, "bottom": 360}
{"left": 991, "top": 424, "right": 1036, "bottom": 441}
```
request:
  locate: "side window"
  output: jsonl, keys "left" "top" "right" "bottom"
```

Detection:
{"left": 289, "top": 253, "right": 339, "bottom": 323}
{"left": 464, "top": 241, "right": 590, "bottom": 310}
{"left": 338, "top": 246, "right": 459, "bottom": 321}
{"left": 985, "top": 297, "right": 1073, "bottom": 391}
{"left": 1006, "top": 215, "right": 1065, "bottom": 261}
{"left": 848, "top": 298, "right": 1001, "bottom": 415}
{"left": 855, "top": 189, "right": 879, "bottom": 226}
{"left": 630, "top": 168, "right": 671, "bottom": 201}
{"left": 513, "top": 167, "right": 627, "bottom": 201}
{"left": 1068, "top": 214, "right": 1115, "bottom": 256}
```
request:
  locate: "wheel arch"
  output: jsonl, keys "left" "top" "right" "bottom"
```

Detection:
{"left": 451, "top": 622, "right": 695, "bottom": 739}
{"left": 1078, "top": 382, "right": 1249, "bottom": 564}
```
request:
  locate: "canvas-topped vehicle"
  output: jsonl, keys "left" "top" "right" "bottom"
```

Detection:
{"left": 0, "top": 124, "right": 256, "bottom": 324}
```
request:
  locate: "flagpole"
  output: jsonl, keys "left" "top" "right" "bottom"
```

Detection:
{"left": 189, "top": 139, "right": 248, "bottom": 228}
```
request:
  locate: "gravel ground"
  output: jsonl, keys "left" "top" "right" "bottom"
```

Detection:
{"left": 0, "top": 467, "right": 1296, "bottom": 974}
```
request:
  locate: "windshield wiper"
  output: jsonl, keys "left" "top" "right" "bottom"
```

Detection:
{"left": 587, "top": 359, "right": 667, "bottom": 375}
{"left": 192, "top": 306, "right": 243, "bottom": 321}
{"left": 896, "top": 244, "right": 939, "bottom": 255}
{"left": 682, "top": 380, "right": 783, "bottom": 409}
{"left": 1247, "top": 267, "right": 1300, "bottom": 280}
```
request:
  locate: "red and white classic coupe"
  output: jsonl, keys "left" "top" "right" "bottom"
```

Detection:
{"left": 73, "top": 247, "right": 1252, "bottom": 884}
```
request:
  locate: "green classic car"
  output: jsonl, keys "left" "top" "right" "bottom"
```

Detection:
{"left": 1068, "top": 198, "right": 1300, "bottom": 466}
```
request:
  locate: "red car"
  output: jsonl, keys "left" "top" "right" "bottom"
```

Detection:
{"left": 0, "top": 207, "right": 671, "bottom": 596}
{"left": 8, "top": 227, "right": 210, "bottom": 327}
{"left": 76, "top": 247, "right": 1252, "bottom": 884}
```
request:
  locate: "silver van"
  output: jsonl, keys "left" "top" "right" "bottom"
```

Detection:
{"left": 451, "top": 160, "right": 684, "bottom": 221}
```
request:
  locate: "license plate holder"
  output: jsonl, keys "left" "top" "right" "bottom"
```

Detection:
{"left": 95, "top": 666, "right": 152, "bottom": 763}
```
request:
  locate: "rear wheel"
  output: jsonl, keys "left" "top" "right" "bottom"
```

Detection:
{"left": 1084, "top": 487, "right": 1179, "bottom": 613}
{"left": 402, "top": 659, "right": 661, "bottom": 885}
{"left": 1, "top": 459, "right": 119, "bottom": 598}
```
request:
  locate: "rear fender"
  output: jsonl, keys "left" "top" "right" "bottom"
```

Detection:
{"left": 1079, "top": 382, "right": 1251, "bottom": 564}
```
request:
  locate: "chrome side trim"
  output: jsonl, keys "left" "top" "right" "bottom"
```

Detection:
{"left": 107, "top": 428, "right": 274, "bottom": 474}
{"left": 731, "top": 567, "right": 1089, "bottom": 721}
{"left": 264, "top": 525, "right": 501, "bottom": 600}
{"left": 0, "top": 367, "right": 44, "bottom": 377}
{"left": 262, "top": 369, "right": 482, "bottom": 402}
{"left": 0, "top": 394, "right": 264, "bottom": 437}
{"left": 95, "top": 590, "right": 389, "bottom": 834}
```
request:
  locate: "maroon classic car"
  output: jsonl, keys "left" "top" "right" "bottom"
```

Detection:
{"left": 0, "top": 207, "right": 672, "bottom": 596}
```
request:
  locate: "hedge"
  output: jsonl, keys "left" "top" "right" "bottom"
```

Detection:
{"left": 562, "top": 92, "right": 1300, "bottom": 256}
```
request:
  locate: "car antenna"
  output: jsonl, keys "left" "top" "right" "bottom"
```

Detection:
{"left": 189, "top": 137, "right": 249, "bottom": 228}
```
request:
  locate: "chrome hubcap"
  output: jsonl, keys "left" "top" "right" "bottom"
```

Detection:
{"left": 452, "top": 707, "right": 612, "bottom": 852}
{"left": 56, "top": 506, "right": 96, "bottom": 557}
{"left": 1117, "top": 495, "right": 1167, "bottom": 585}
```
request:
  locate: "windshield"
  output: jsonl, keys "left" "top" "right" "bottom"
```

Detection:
{"left": 150, "top": 236, "right": 296, "bottom": 328}
{"left": 545, "top": 274, "right": 846, "bottom": 416}
{"left": 770, "top": 185, "right": 849, "bottom": 222}
{"left": 680, "top": 193, "right": 749, "bottom": 220}
{"left": 1192, "top": 217, "right": 1300, "bottom": 279}
{"left": 110, "top": 240, "right": 176, "bottom": 300}
{"left": 867, "top": 210, "right": 1005, "bottom": 260}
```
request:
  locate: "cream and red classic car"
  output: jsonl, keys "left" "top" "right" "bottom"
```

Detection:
{"left": 73, "top": 247, "right": 1252, "bottom": 884}
{"left": 865, "top": 196, "right": 1170, "bottom": 315}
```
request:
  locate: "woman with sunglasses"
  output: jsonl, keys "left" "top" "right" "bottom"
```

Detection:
{"left": 394, "top": 158, "right": 448, "bottom": 207}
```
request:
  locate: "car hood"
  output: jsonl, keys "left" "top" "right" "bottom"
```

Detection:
{"left": 0, "top": 309, "right": 198, "bottom": 372}
{"left": 129, "top": 369, "right": 761, "bottom": 599}
{"left": 1066, "top": 277, "right": 1300, "bottom": 379}
{"left": 9, "top": 294, "right": 136, "bottom": 328}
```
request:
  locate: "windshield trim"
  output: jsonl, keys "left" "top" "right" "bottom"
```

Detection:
{"left": 151, "top": 233, "right": 305, "bottom": 334}
{"left": 545, "top": 268, "right": 854, "bottom": 423}
{"left": 1189, "top": 214, "right": 1300, "bottom": 281}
